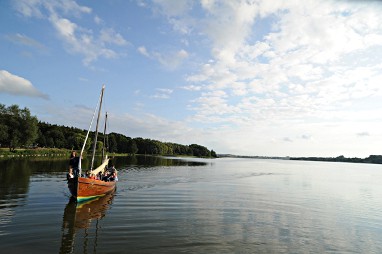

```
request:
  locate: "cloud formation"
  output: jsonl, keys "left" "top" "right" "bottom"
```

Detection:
{"left": 150, "top": 88, "right": 174, "bottom": 99}
{"left": 0, "top": 70, "right": 48, "bottom": 99}
{"left": 144, "top": 0, "right": 382, "bottom": 156}
{"left": 138, "top": 46, "right": 189, "bottom": 70}
{"left": 13, "top": 0, "right": 128, "bottom": 66}
{"left": 148, "top": 1, "right": 382, "bottom": 121}
{"left": 6, "top": 33, "right": 47, "bottom": 51}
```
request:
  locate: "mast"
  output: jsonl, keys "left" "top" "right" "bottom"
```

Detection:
{"left": 90, "top": 85, "right": 105, "bottom": 170}
{"left": 102, "top": 112, "right": 108, "bottom": 162}
{"left": 79, "top": 86, "right": 104, "bottom": 175}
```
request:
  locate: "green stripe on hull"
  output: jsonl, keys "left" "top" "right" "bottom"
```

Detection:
{"left": 77, "top": 194, "right": 105, "bottom": 203}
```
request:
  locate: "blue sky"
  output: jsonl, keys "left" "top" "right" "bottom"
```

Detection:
{"left": 1, "top": 0, "right": 382, "bottom": 157}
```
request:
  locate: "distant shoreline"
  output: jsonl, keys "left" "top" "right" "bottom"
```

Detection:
{"left": 2, "top": 149, "right": 381, "bottom": 165}
{"left": 218, "top": 154, "right": 382, "bottom": 164}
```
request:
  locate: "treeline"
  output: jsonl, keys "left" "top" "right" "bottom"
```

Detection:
{"left": 0, "top": 104, "right": 217, "bottom": 158}
{"left": 290, "top": 155, "right": 382, "bottom": 164}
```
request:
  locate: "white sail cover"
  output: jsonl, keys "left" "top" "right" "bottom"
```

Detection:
{"left": 90, "top": 157, "right": 109, "bottom": 176}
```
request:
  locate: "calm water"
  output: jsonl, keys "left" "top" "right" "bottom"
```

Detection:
{"left": 1, "top": 156, "right": 382, "bottom": 253}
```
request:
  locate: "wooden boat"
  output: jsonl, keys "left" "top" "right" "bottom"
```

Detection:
{"left": 67, "top": 176, "right": 116, "bottom": 202}
{"left": 67, "top": 85, "right": 117, "bottom": 202}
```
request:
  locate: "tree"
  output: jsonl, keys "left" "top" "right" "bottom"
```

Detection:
{"left": 20, "top": 107, "right": 38, "bottom": 147}
{"left": 0, "top": 104, "right": 38, "bottom": 151}
{"left": 0, "top": 123, "right": 9, "bottom": 147}
{"left": 126, "top": 139, "right": 138, "bottom": 155}
{"left": 108, "top": 134, "right": 118, "bottom": 153}
{"left": 67, "top": 133, "right": 91, "bottom": 151}
{"left": 189, "top": 144, "right": 211, "bottom": 157}
{"left": 46, "top": 128, "right": 66, "bottom": 148}
{"left": 118, "top": 134, "right": 130, "bottom": 153}
{"left": 96, "top": 141, "right": 103, "bottom": 153}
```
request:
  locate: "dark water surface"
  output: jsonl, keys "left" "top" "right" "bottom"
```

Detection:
{"left": 1, "top": 156, "right": 382, "bottom": 253}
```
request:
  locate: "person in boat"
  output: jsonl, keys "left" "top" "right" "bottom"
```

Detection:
{"left": 69, "top": 151, "right": 80, "bottom": 177}
{"left": 102, "top": 162, "right": 118, "bottom": 181}
{"left": 109, "top": 165, "right": 118, "bottom": 181}
{"left": 66, "top": 168, "right": 74, "bottom": 180}
{"left": 102, "top": 170, "right": 111, "bottom": 181}
{"left": 85, "top": 170, "right": 96, "bottom": 179}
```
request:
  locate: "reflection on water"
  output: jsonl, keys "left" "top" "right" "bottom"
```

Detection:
{"left": 60, "top": 192, "right": 115, "bottom": 254}
{"left": 0, "top": 159, "right": 30, "bottom": 209}
{"left": 113, "top": 155, "right": 209, "bottom": 168}
{"left": 1, "top": 156, "right": 382, "bottom": 253}
{"left": 0, "top": 158, "right": 69, "bottom": 213}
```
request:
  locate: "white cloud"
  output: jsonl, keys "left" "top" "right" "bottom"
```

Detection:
{"left": 0, "top": 70, "right": 48, "bottom": 99}
{"left": 110, "top": 112, "right": 196, "bottom": 143}
{"left": 144, "top": 0, "right": 382, "bottom": 156}
{"left": 138, "top": 46, "right": 189, "bottom": 70}
{"left": 301, "top": 134, "right": 312, "bottom": 140}
{"left": 179, "top": 1, "right": 382, "bottom": 127}
{"left": 154, "top": 49, "right": 189, "bottom": 70}
{"left": 357, "top": 132, "right": 370, "bottom": 137}
{"left": 14, "top": 0, "right": 128, "bottom": 66}
{"left": 181, "top": 85, "right": 202, "bottom": 91}
{"left": 13, "top": 0, "right": 91, "bottom": 18}
{"left": 99, "top": 28, "right": 127, "bottom": 46}
{"left": 138, "top": 46, "right": 150, "bottom": 57}
{"left": 151, "top": 0, "right": 194, "bottom": 34}
{"left": 52, "top": 16, "right": 77, "bottom": 39}
{"left": 94, "top": 15, "right": 103, "bottom": 25}
{"left": 150, "top": 88, "right": 173, "bottom": 99}
{"left": 153, "top": 0, "right": 192, "bottom": 17}
{"left": 6, "top": 33, "right": 47, "bottom": 51}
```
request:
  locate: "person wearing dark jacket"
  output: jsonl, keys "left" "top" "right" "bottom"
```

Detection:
{"left": 69, "top": 151, "right": 80, "bottom": 177}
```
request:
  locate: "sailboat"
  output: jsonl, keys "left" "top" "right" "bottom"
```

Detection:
{"left": 67, "top": 85, "right": 117, "bottom": 202}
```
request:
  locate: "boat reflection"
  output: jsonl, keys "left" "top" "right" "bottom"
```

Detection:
{"left": 59, "top": 191, "right": 115, "bottom": 254}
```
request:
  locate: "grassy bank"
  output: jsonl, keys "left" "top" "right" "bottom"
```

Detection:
{"left": 0, "top": 148, "right": 213, "bottom": 159}
{"left": 0, "top": 148, "right": 70, "bottom": 158}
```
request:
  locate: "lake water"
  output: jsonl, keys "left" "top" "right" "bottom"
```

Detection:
{"left": 1, "top": 156, "right": 382, "bottom": 253}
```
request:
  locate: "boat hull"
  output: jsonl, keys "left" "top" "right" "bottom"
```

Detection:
{"left": 68, "top": 177, "right": 116, "bottom": 202}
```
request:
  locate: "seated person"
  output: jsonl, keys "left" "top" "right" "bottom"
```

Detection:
{"left": 102, "top": 163, "right": 118, "bottom": 181}
{"left": 102, "top": 170, "right": 111, "bottom": 181}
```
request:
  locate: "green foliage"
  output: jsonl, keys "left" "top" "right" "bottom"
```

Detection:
{"left": 126, "top": 139, "right": 138, "bottom": 155}
{"left": 95, "top": 140, "right": 103, "bottom": 153}
{"left": 108, "top": 134, "right": 118, "bottom": 153}
{"left": 0, "top": 104, "right": 38, "bottom": 151}
{"left": 189, "top": 144, "right": 211, "bottom": 157}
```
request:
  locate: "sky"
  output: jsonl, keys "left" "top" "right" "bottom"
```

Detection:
{"left": 1, "top": 0, "right": 382, "bottom": 158}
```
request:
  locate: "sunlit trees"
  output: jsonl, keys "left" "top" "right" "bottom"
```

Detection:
{"left": 0, "top": 104, "right": 38, "bottom": 151}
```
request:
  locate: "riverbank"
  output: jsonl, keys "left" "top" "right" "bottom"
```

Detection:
{"left": 0, "top": 148, "right": 70, "bottom": 158}
{"left": 0, "top": 148, "right": 206, "bottom": 159}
